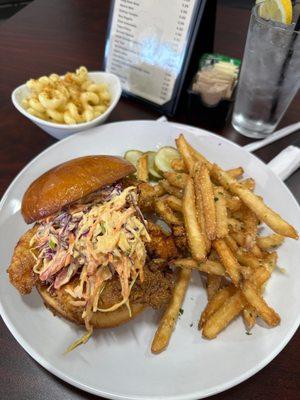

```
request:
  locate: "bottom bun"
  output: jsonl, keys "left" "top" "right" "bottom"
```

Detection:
{"left": 37, "top": 283, "right": 146, "bottom": 329}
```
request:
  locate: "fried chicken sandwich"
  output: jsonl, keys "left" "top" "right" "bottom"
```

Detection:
{"left": 8, "top": 156, "right": 178, "bottom": 349}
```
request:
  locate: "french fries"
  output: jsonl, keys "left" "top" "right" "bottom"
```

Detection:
{"left": 155, "top": 197, "right": 182, "bottom": 225}
{"left": 171, "top": 258, "right": 225, "bottom": 276}
{"left": 159, "top": 179, "right": 183, "bottom": 198}
{"left": 240, "top": 266, "right": 255, "bottom": 281}
{"left": 242, "top": 261, "right": 272, "bottom": 330}
{"left": 236, "top": 249, "right": 262, "bottom": 269}
{"left": 200, "top": 260, "right": 226, "bottom": 276}
{"left": 227, "top": 218, "right": 243, "bottom": 233}
{"left": 125, "top": 133, "right": 298, "bottom": 349}
{"left": 211, "top": 163, "right": 298, "bottom": 239}
{"left": 251, "top": 266, "right": 271, "bottom": 287}
{"left": 241, "top": 281, "right": 280, "bottom": 327}
{"left": 202, "top": 291, "right": 245, "bottom": 339}
{"left": 213, "top": 239, "right": 241, "bottom": 286}
{"left": 206, "top": 275, "right": 222, "bottom": 300}
{"left": 170, "top": 258, "right": 198, "bottom": 269}
{"left": 225, "top": 196, "right": 242, "bottom": 212}
{"left": 194, "top": 162, "right": 216, "bottom": 240}
{"left": 257, "top": 234, "right": 284, "bottom": 250}
{"left": 199, "top": 285, "right": 236, "bottom": 329}
{"left": 166, "top": 195, "right": 182, "bottom": 213}
{"left": 153, "top": 183, "right": 166, "bottom": 197}
{"left": 214, "top": 186, "right": 228, "bottom": 238}
{"left": 248, "top": 244, "right": 263, "bottom": 259}
{"left": 263, "top": 251, "right": 278, "bottom": 272}
{"left": 226, "top": 167, "right": 244, "bottom": 179}
{"left": 240, "top": 206, "right": 259, "bottom": 250}
{"left": 241, "top": 265, "right": 271, "bottom": 287}
{"left": 182, "top": 177, "right": 207, "bottom": 261}
{"left": 240, "top": 178, "right": 255, "bottom": 191}
{"left": 243, "top": 306, "right": 257, "bottom": 331}
{"left": 184, "top": 136, "right": 212, "bottom": 170}
{"left": 175, "top": 134, "right": 195, "bottom": 173}
{"left": 171, "top": 157, "right": 186, "bottom": 172}
{"left": 194, "top": 175, "right": 211, "bottom": 253}
{"left": 164, "top": 172, "right": 188, "bottom": 189}
{"left": 231, "top": 231, "right": 263, "bottom": 258}
{"left": 224, "top": 235, "right": 239, "bottom": 252}
{"left": 151, "top": 268, "right": 191, "bottom": 353}
{"left": 137, "top": 154, "right": 149, "bottom": 182}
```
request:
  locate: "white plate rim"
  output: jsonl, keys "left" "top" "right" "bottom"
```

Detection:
{"left": 0, "top": 119, "right": 299, "bottom": 400}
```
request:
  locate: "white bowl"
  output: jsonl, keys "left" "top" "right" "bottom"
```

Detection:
{"left": 11, "top": 71, "right": 122, "bottom": 140}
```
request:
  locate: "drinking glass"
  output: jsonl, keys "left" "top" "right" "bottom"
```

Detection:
{"left": 232, "top": 4, "right": 300, "bottom": 138}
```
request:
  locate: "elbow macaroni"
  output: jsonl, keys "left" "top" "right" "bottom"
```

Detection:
{"left": 22, "top": 66, "right": 111, "bottom": 125}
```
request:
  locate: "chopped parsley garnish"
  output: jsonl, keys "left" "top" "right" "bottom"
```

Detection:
{"left": 100, "top": 221, "right": 106, "bottom": 234}
{"left": 49, "top": 239, "right": 57, "bottom": 250}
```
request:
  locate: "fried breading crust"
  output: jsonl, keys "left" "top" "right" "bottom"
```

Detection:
{"left": 137, "top": 182, "right": 157, "bottom": 213}
{"left": 47, "top": 260, "right": 176, "bottom": 322}
{"left": 146, "top": 221, "right": 179, "bottom": 260}
{"left": 38, "top": 260, "right": 176, "bottom": 326}
{"left": 101, "top": 260, "right": 176, "bottom": 309}
{"left": 7, "top": 226, "right": 38, "bottom": 295}
{"left": 7, "top": 222, "right": 178, "bottom": 303}
{"left": 121, "top": 178, "right": 157, "bottom": 213}
{"left": 172, "top": 225, "right": 188, "bottom": 255}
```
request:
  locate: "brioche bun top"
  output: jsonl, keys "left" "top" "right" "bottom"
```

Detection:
{"left": 21, "top": 155, "right": 135, "bottom": 223}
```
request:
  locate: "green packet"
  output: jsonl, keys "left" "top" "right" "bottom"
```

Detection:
{"left": 199, "top": 53, "right": 241, "bottom": 69}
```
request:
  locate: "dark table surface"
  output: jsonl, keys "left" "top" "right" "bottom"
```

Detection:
{"left": 0, "top": 1, "right": 299, "bottom": 399}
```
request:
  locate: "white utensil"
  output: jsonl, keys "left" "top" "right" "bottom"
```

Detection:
{"left": 243, "top": 122, "right": 300, "bottom": 152}
{"left": 268, "top": 143, "right": 300, "bottom": 181}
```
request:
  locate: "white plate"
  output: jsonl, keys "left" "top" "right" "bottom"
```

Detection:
{"left": 1, "top": 120, "right": 300, "bottom": 400}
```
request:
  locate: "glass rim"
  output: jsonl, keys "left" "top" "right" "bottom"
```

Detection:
{"left": 252, "top": 3, "right": 299, "bottom": 35}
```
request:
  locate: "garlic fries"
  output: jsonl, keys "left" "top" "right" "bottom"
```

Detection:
{"left": 182, "top": 177, "right": 207, "bottom": 261}
{"left": 151, "top": 268, "right": 191, "bottom": 354}
{"left": 125, "top": 133, "right": 298, "bottom": 353}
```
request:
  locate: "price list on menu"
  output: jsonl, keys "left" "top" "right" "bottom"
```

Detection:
{"left": 105, "top": 0, "right": 207, "bottom": 114}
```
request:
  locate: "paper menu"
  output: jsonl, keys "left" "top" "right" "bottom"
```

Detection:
{"left": 105, "top": 0, "right": 198, "bottom": 106}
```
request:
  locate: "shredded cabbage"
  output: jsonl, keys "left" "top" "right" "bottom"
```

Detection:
{"left": 30, "top": 185, "right": 150, "bottom": 349}
{"left": 64, "top": 328, "right": 93, "bottom": 354}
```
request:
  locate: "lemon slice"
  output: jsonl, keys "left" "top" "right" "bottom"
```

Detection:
{"left": 257, "top": 0, "right": 293, "bottom": 24}
{"left": 124, "top": 150, "right": 143, "bottom": 168}
{"left": 145, "top": 151, "right": 162, "bottom": 179}
{"left": 154, "top": 147, "right": 180, "bottom": 173}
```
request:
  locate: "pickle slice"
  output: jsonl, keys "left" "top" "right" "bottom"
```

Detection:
{"left": 124, "top": 150, "right": 143, "bottom": 168}
{"left": 154, "top": 146, "right": 180, "bottom": 173}
{"left": 145, "top": 151, "right": 162, "bottom": 179}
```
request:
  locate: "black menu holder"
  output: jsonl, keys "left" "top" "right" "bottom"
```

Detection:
{"left": 104, "top": 0, "right": 216, "bottom": 116}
